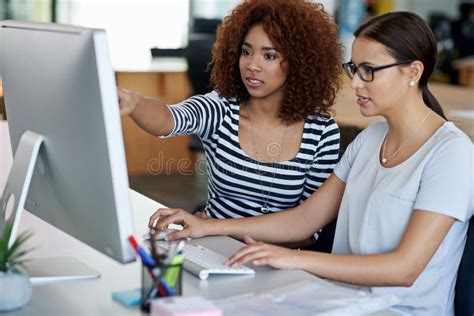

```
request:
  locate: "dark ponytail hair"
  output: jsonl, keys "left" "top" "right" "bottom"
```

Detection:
{"left": 354, "top": 12, "right": 446, "bottom": 119}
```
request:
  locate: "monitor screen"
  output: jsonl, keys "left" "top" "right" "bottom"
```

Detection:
{"left": 1, "top": 20, "right": 135, "bottom": 264}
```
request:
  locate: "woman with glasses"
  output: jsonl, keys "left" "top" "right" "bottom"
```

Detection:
{"left": 120, "top": 0, "right": 342, "bottom": 250}
{"left": 151, "top": 11, "right": 472, "bottom": 315}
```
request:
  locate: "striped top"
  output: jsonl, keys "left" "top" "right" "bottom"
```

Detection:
{"left": 165, "top": 91, "right": 340, "bottom": 219}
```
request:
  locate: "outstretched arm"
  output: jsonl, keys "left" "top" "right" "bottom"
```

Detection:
{"left": 149, "top": 173, "right": 345, "bottom": 244}
{"left": 118, "top": 87, "right": 174, "bottom": 136}
{"left": 228, "top": 209, "right": 455, "bottom": 286}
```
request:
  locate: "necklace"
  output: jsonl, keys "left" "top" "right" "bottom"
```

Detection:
{"left": 246, "top": 103, "right": 288, "bottom": 213}
{"left": 381, "top": 110, "right": 432, "bottom": 164}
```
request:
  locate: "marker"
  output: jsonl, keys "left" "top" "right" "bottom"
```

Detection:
{"left": 163, "top": 254, "right": 184, "bottom": 288}
{"left": 128, "top": 236, "right": 156, "bottom": 267}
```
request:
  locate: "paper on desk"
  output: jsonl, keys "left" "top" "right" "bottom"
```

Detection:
{"left": 214, "top": 278, "right": 399, "bottom": 316}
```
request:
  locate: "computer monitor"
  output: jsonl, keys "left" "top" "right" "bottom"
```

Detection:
{"left": 0, "top": 20, "right": 135, "bottom": 278}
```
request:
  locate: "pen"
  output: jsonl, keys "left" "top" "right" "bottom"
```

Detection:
{"left": 128, "top": 235, "right": 156, "bottom": 267}
{"left": 145, "top": 276, "right": 174, "bottom": 301}
{"left": 159, "top": 279, "right": 175, "bottom": 296}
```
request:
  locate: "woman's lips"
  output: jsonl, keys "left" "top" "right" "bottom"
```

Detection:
{"left": 357, "top": 95, "right": 371, "bottom": 107}
{"left": 246, "top": 77, "right": 263, "bottom": 88}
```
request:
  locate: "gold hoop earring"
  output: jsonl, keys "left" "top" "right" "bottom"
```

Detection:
{"left": 409, "top": 80, "right": 416, "bottom": 87}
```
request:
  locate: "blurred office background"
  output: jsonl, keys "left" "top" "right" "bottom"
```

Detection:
{"left": 1, "top": 0, "right": 473, "bottom": 211}
{"left": 1, "top": 0, "right": 472, "bottom": 81}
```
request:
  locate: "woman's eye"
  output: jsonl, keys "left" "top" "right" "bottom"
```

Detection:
{"left": 350, "top": 65, "right": 357, "bottom": 74}
{"left": 361, "top": 65, "right": 373, "bottom": 74}
{"left": 264, "top": 53, "right": 276, "bottom": 60}
{"left": 241, "top": 49, "right": 251, "bottom": 57}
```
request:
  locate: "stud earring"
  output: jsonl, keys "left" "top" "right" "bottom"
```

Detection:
{"left": 409, "top": 80, "right": 416, "bottom": 87}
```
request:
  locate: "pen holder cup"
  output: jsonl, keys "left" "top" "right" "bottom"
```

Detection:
{"left": 140, "top": 260, "right": 183, "bottom": 313}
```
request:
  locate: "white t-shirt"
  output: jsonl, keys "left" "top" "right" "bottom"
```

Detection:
{"left": 333, "top": 121, "right": 473, "bottom": 316}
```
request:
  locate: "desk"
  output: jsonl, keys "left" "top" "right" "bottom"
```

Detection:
{"left": 2, "top": 191, "right": 303, "bottom": 315}
{"left": 333, "top": 81, "right": 474, "bottom": 142}
{"left": 453, "top": 56, "right": 474, "bottom": 88}
{"left": 4, "top": 191, "right": 399, "bottom": 315}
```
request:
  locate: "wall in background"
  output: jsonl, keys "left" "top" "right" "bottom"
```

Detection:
{"left": 57, "top": 0, "right": 189, "bottom": 68}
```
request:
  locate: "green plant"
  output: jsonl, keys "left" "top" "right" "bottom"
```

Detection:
{"left": 0, "top": 224, "right": 33, "bottom": 272}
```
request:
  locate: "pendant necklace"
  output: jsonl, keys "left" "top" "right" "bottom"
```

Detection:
{"left": 381, "top": 110, "right": 432, "bottom": 165}
{"left": 246, "top": 103, "right": 288, "bottom": 213}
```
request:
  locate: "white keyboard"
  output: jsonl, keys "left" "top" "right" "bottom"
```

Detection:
{"left": 159, "top": 243, "right": 255, "bottom": 280}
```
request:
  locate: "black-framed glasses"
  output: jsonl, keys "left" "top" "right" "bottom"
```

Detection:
{"left": 342, "top": 60, "right": 412, "bottom": 82}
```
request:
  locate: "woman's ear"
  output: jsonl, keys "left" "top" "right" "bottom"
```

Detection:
{"left": 407, "top": 60, "right": 424, "bottom": 83}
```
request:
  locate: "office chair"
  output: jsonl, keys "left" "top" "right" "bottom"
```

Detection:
{"left": 185, "top": 17, "right": 220, "bottom": 95}
{"left": 185, "top": 32, "right": 215, "bottom": 154}
{"left": 185, "top": 33, "right": 215, "bottom": 97}
{"left": 192, "top": 18, "right": 221, "bottom": 34}
{"left": 455, "top": 216, "right": 474, "bottom": 316}
{"left": 185, "top": 18, "right": 221, "bottom": 155}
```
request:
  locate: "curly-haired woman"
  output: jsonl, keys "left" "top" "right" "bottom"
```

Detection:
{"left": 119, "top": 0, "right": 342, "bottom": 250}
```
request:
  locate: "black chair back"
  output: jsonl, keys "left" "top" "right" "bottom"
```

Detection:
{"left": 455, "top": 217, "right": 474, "bottom": 315}
{"left": 185, "top": 33, "right": 215, "bottom": 95}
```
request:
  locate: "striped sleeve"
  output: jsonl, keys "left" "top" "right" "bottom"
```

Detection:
{"left": 161, "top": 91, "right": 227, "bottom": 141}
{"left": 300, "top": 117, "right": 340, "bottom": 202}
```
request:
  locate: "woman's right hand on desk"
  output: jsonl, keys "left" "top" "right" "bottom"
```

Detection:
{"left": 148, "top": 208, "right": 215, "bottom": 240}
{"left": 117, "top": 87, "right": 142, "bottom": 116}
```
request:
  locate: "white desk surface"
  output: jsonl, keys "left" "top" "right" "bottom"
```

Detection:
{"left": 1, "top": 190, "right": 303, "bottom": 315}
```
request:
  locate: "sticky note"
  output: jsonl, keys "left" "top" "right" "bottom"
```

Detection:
{"left": 112, "top": 288, "right": 141, "bottom": 306}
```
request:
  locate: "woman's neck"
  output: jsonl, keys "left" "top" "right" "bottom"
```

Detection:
{"left": 384, "top": 93, "right": 432, "bottom": 142}
{"left": 247, "top": 96, "right": 283, "bottom": 126}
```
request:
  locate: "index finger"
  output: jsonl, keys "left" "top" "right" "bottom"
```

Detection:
{"left": 148, "top": 208, "right": 179, "bottom": 228}
{"left": 226, "top": 243, "right": 265, "bottom": 266}
{"left": 117, "top": 87, "right": 127, "bottom": 101}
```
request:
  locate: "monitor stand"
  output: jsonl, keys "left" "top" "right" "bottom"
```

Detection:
{"left": 0, "top": 130, "right": 100, "bottom": 284}
{"left": 25, "top": 257, "right": 100, "bottom": 285}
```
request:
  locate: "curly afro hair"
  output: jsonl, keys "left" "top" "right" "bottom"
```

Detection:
{"left": 210, "top": 0, "right": 342, "bottom": 124}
